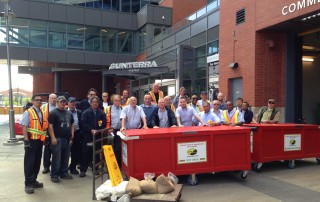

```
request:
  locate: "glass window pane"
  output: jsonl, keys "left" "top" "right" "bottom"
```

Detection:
{"left": 67, "top": 24, "right": 85, "bottom": 50}
{"left": 118, "top": 30, "right": 132, "bottom": 53}
{"left": 85, "top": 26, "right": 100, "bottom": 52}
{"left": 183, "top": 59, "right": 193, "bottom": 69}
{"left": 196, "top": 57, "right": 206, "bottom": 68}
{"left": 8, "top": 18, "right": 29, "bottom": 46}
{"left": 101, "top": 28, "right": 117, "bottom": 53}
{"left": 183, "top": 68, "right": 192, "bottom": 79}
{"left": 194, "top": 79, "right": 206, "bottom": 93}
{"left": 103, "top": 0, "right": 112, "bottom": 10}
{"left": 195, "top": 68, "right": 206, "bottom": 79}
{"left": 132, "top": 0, "right": 140, "bottom": 13}
{"left": 49, "top": 22, "right": 66, "bottom": 49}
{"left": 140, "top": 77, "right": 148, "bottom": 85}
{"left": 111, "top": 0, "right": 120, "bottom": 11}
{"left": 132, "top": 80, "right": 139, "bottom": 87}
{"left": 196, "top": 45, "right": 206, "bottom": 57}
{"left": 208, "top": 40, "right": 219, "bottom": 55}
{"left": 162, "top": 71, "right": 176, "bottom": 80}
{"left": 29, "top": 20, "right": 47, "bottom": 48}
{"left": 121, "top": 0, "right": 130, "bottom": 12}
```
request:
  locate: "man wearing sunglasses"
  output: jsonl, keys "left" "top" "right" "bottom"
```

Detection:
{"left": 20, "top": 95, "right": 48, "bottom": 194}
{"left": 78, "top": 88, "right": 97, "bottom": 111}
{"left": 256, "top": 98, "right": 280, "bottom": 124}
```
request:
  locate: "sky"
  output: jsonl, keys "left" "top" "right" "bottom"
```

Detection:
{"left": 0, "top": 65, "right": 33, "bottom": 92}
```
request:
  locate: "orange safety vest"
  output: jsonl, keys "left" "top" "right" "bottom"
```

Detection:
{"left": 106, "top": 105, "right": 122, "bottom": 128}
{"left": 121, "top": 98, "right": 129, "bottom": 107}
{"left": 27, "top": 107, "right": 48, "bottom": 141}
{"left": 149, "top": 90, "right": 164, "bottom": 104}
{"left": 222, "top": 110, "right": 239, "bottom": 124}
{"left": 40, "top": 103, "right": 49, "bottom": 119}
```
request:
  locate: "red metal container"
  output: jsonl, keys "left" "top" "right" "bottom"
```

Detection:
{"left": 121, "top": 126, "right": 251, "bottom": 184}
{"left": 245, "top": 123, "right": 320, "bottom": 170}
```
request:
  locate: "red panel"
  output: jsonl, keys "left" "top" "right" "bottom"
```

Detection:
{"left": 122, "top": 126, "right": 251, "bottom": 179}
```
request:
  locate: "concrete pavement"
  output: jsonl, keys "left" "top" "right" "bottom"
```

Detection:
{"left": 1, "top": 122, "right": 320, "bottom": 202}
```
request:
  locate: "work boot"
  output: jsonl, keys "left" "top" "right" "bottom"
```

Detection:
{"left": 42, "top": 167, "right": 50, "bottom": 174}
{"left": 32, "top": 181, "right": 44, "bottom": 188}
{"left": 25, "top": 185, "right": 34, "bottom": 194}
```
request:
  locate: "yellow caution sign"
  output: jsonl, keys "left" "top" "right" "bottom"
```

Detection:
{"left": 103, "top": 145, "right": 123, "bottom": 186}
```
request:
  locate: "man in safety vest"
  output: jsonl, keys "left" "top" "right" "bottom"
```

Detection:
{"left": 221, "top": 101, "right": 244, "bottom": 126}
{"left": 105, "top": 94, "right": 122, "bottom": 167}
{"left": 20, "top": 95, "right": 48, "bottom": 194}
{"left": 41, "top": 93, "right": 57, "bottom": 174}
{"left": 149, "top": 83, "right": 164, "bottom": 104}
{"left": 121, "top": 89, "right": 130, "bottom": 107}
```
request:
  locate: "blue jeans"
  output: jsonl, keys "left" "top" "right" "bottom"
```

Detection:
{"left": 50, "top": 138, "right": 70, "bottom": 178}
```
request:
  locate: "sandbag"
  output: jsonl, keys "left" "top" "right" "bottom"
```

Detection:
{"left": 125, "top": 177, "right": 143, "bottom": 197}
{"left": 140, "top": 179, "right": 158, "bottom": 194}
{"left": 155, "top": 174, "right": 175, "bottom": 194}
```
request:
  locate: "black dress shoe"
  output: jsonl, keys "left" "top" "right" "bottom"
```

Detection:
{"left": 51, "top": 177, "right": 61, "bottom": 183}
{"left": 42, "top": 167, "right": 50, "bottom": 174}
{"left": 32, "top": 181, "right": 44, "bottom": 188}
{"left": 70, "top": 169, "right": 79, "bottom": 175}
{"left": 60, "top": 173, "right": 73, "bottom": 179}
{"left": 25, "top": 185, "right": 34, "bottom": 194}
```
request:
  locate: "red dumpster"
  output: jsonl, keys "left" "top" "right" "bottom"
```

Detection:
{"left": 244, "top": 123, "right": 320, "bottom": 171}
{"left": 121, "top": 126, "right": 251, "bottom": 185}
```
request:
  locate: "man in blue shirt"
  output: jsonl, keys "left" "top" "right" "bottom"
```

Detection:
{"left": 176, "top": 97, "right": 205, "bottom": 127}
{"left": 140, "top": 94, "right": 157, "bottom": 128}
{"left": 193, "top": 101, "right": 220, "bottom": 126}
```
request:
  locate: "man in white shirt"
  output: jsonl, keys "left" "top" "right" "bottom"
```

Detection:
{"left": 120, "top": 97, "right": 148, "bottom": 132}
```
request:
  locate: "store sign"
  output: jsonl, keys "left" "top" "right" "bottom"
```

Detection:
{"left": 105, "top": 61, "right": 168, "bottom": 75}
{"left": 177, "top": 141, "right": 207, "bottom": 164}
{"left": 109, "top": 61, "right": 158, "bottom": 70}
{"left": 282, "top": 0, "right": 320, "bottom": 16}
{"left": 284, "top": 134, "right": 301, "bottom": 151}
{"left": 207, "top": 54, "right": 219, "bottom": 70}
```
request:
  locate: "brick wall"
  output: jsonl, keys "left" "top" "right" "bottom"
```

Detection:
{"left": 220, "top": 0, "right": 289, "bottom": 109}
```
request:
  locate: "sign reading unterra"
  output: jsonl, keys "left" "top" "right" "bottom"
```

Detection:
{"left": 109, "top": 61, "right": 158, "bottom": 70}
{"left": 282, "top": 0, "right": 320, "bottom": 16}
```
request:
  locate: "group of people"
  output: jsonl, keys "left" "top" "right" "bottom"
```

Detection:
{"left": 21, "top": 84, "right": 280, "bottom": 194}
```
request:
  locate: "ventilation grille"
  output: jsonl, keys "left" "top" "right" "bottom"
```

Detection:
{"left": 236, "top": 8, "right": 245, "bottom": 25}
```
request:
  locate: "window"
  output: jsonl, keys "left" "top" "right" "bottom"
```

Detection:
{"left": 101, "top": 28, "right": 117, "bottom": 53}
{"left": 67, "top": 24, "right": 85, "bottom": 50}
{"left": 85, "top": 26, "right": 100, "bottom": 52}
{"left": 208, "top": 40, "right": 219, "bottom": 54}
{"left": 29, "top": 20, "right": 47, "bottom": 47}
{"left": 49, "top": 22, "right": 66, "bottom": 49}
{"left": 117, "top": 30, "right": 132, "bottom": 53}
{"left": 8, "top": 18, "right": 29, "bottom": 46}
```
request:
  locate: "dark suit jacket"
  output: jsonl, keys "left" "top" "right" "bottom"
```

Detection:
{"left": 153, "top": 107, "right": 177, "bottom": 127}
{"left": 242, "top": 110, "right": 253, "bottom": 123}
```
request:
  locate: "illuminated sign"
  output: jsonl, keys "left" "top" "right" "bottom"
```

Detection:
{"left": 282, "top": 0, "right": 320, "bottom": 16}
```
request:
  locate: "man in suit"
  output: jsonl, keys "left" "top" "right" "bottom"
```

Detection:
{"left": 242, "top": 101, "right": 253, "bottom": 123}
